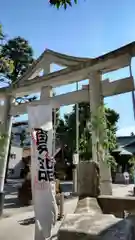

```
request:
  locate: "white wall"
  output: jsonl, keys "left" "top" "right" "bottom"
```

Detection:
{"left": 8, "top": 146, "right": 23, "bottom": 178}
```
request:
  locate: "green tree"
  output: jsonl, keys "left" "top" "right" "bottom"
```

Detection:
{"left": 0, "top": 24, "right": 13, "bottom": 76}
{"left": 56, "top": 102, "right": 119, "bottom": 162}
{"left": 56, "top": 118, "right": 68, "bottom": 148}
{"left": 59, "top": 102, "right": 91, "bottom": 152}
{"left": 49, "top": 0, "right": 78, "bottom": 9}
{"left": 1, "top": 36, "right": 34, "bottom": 84}
{"left": 0, "top": 36, "right": 34, "bottom": 183}
{"left": 105, "top": 107, "right": 119, "bottom": 152}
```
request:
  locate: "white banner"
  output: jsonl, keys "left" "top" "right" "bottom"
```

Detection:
{"left": 27, "top": 105, "right": 58, "bottom": 240}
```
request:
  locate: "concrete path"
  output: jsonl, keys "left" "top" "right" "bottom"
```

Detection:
{"left": 3, "top": 180, "right": 33, "bottom": 217}
{"left": 0, "top": 197, "right": 78, "bottom": 240}
{"left": 112, "top": 183, "right": 134, "bottom": 197}
{"left": 3, "top": 181, "right": 135, "bottom": 218}
{"left": 1, "top": 180, "right": 135, "bottom": 240}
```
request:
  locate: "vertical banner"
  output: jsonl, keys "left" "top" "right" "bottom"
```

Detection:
{"left": 27, "top": 105, "right": 58, "bottom": 240}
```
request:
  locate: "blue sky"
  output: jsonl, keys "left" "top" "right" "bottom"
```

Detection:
{"left": 1, "top": 0, "right": 135, "bottom": 136}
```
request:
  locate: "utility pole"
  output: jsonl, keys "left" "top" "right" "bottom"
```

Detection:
{"left": 53, "top": 108, "right": 56, "bottom": 156}
{"left": 129, "top": 63, "right": 135, "bottom": 195}
{"left": 76, "top": 82, "right": 79, "bottom": 154}
{"left": 73, "top": 82, "right": 79, "bottom": 193}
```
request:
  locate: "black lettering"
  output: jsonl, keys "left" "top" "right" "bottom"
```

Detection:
{"left": 37, "top": 135, "right": 47, "bottom": 145}
{"left": 38, "top": 170, "right": 48, "bottom": 181}
{"left": 38, "top": 157, "right": 44, "bottom": 170}
{"left": 34, "top": 127, "right": 55, "bottom": 182}
{"left": 35, "top": 128, "right": 48, "bottom": 146}
{"left": 37, "top": 144, "right": 48, "bottom": 155}
{"left": 47, "top": 171, "right": 54, "bottom": 181}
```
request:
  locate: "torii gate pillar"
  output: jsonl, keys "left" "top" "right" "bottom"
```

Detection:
{"left": 89, "top": 72, "right": 112, "bottom": 195}
{"left": 0, "top": 95, "right": 12, "bottom": 215}
{"left": 40, "top": 85, "right": 53, "bottom": 156}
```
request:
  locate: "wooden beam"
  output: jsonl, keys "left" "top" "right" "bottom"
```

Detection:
{"left": 10, "top": 77, "right": 134, "bottom": 116}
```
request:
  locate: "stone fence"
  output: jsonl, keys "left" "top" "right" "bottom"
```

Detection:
{"left": 58, "top": 197, "right": 135, "bottom": 240}
{"left": 98, "top": 195, "right": 135, "bottom": 218}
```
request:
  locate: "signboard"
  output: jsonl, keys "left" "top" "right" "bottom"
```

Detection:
{"left": 73, "top": 153, "right": 79, "bottom": 165}
{"left": 28, "top": 104, "right": 58, "bottom": 240}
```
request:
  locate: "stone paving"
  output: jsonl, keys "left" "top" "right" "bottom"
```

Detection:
{"left": 0, "top": 180, "right": 134, "bottom": 240}
{"left": 0, "top": 197, "right": 78, "bottom": 240}
{"left": 0, "top": 180, "right": 78, "bottom": 240}
{"left": 112, "top": 183, "right": 134, "bottom": 197}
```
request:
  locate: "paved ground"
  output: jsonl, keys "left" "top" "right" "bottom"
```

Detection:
{"left": 3, "top": 180, "right": 134, "bottom": 217}
{"left": 0, "top": 197, "right": 78, "bottom": 240}
{"left": 0, "top": 180, "right": 135, "bottom": 240}
{"left": 112, "top": 183, "right": 134, "bottom": 197}
{"left": 3, "top": 179, "right": 75, "bottom": 217}
{"left": 0, "top": 179, "right": 78, "bottom": 240}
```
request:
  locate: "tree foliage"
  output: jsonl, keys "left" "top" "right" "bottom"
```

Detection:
{"left": 1, "top": 36, "right": 34, "bottom": 84}
{"left": 0, "top": 26, "right": 35, "bottom": 183}
{"left": 0, "top": 27, "right": 36, "bottom": 117}
{"left": 0, "top": 24, "right": 14, "bottom": 75}
{"left": 56, "top": 102, "right": 119, "bottom": 163}
{"left": 49, "top": 0, "right": 77, "bottom": 9}
{"left": 0, "top": 122, "right": 7, "bottom": 170}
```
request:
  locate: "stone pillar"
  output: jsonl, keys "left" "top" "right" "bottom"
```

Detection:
{"left": 89, "top": 72, "right": 102, "bottom": 163}
{"left": 78, "top": 161, "right": 100, "bottom": 198}
{"left": 40, "top": 86, "right": 53, "bottom": 100}
{"left": 40, "top": 60, "right": 52, "bottom": 101}
{"left": 100, "top": 161, "right": 112, "bottom": 195}
{"left": 42, "top": 59, "right": 50, "bottom": 76}
{"left": 73, "top": 153, "right": 79, "bottom": 195}
{"left": 89, "top": 72, "right": 112, "bottom": 195}
{"left": 0, "top": 95, "right": 12, "bottom": 215}
{"left": 40, "top": 86, "right": 53, "bottom": 156}
{"left": 40, "top": 61, "right": 53, "bottom": 155}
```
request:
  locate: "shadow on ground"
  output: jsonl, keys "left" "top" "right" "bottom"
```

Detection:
{"left": 18, "top": 217, "right": 35, "bottom": 226}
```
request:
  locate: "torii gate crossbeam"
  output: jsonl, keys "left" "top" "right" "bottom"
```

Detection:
{"left": 0, "top": 42, "right": 135, "bottom": 213}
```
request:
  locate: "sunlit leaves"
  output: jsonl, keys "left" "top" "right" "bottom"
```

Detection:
{"left": 0, "top": 56, "right": 14, "bottom": 74}
{"left": 57, "top": 101, "right": 119, "bottom": 165}
{"left": 91, "top": 105, "right": 119, "bottom": 168}
{"left": 0, "top": 123, "right": 7, "bottom": 161}
{"left": 0, "top": 24, "right": 5, "bottom": 42}
{"left": 1, "top": 37, "right": 34, "bottom": 83}
{"left": 0, "top": 24, "right": 14, "bottom": 76}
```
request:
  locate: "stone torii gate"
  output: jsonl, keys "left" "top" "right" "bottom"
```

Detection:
{"left": 0, "top": 42, "right": 135, "bottom": 201}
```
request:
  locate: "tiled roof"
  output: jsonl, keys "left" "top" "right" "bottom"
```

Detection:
{"left": 117, "top": 136, "right": 135, "bottom": 147}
